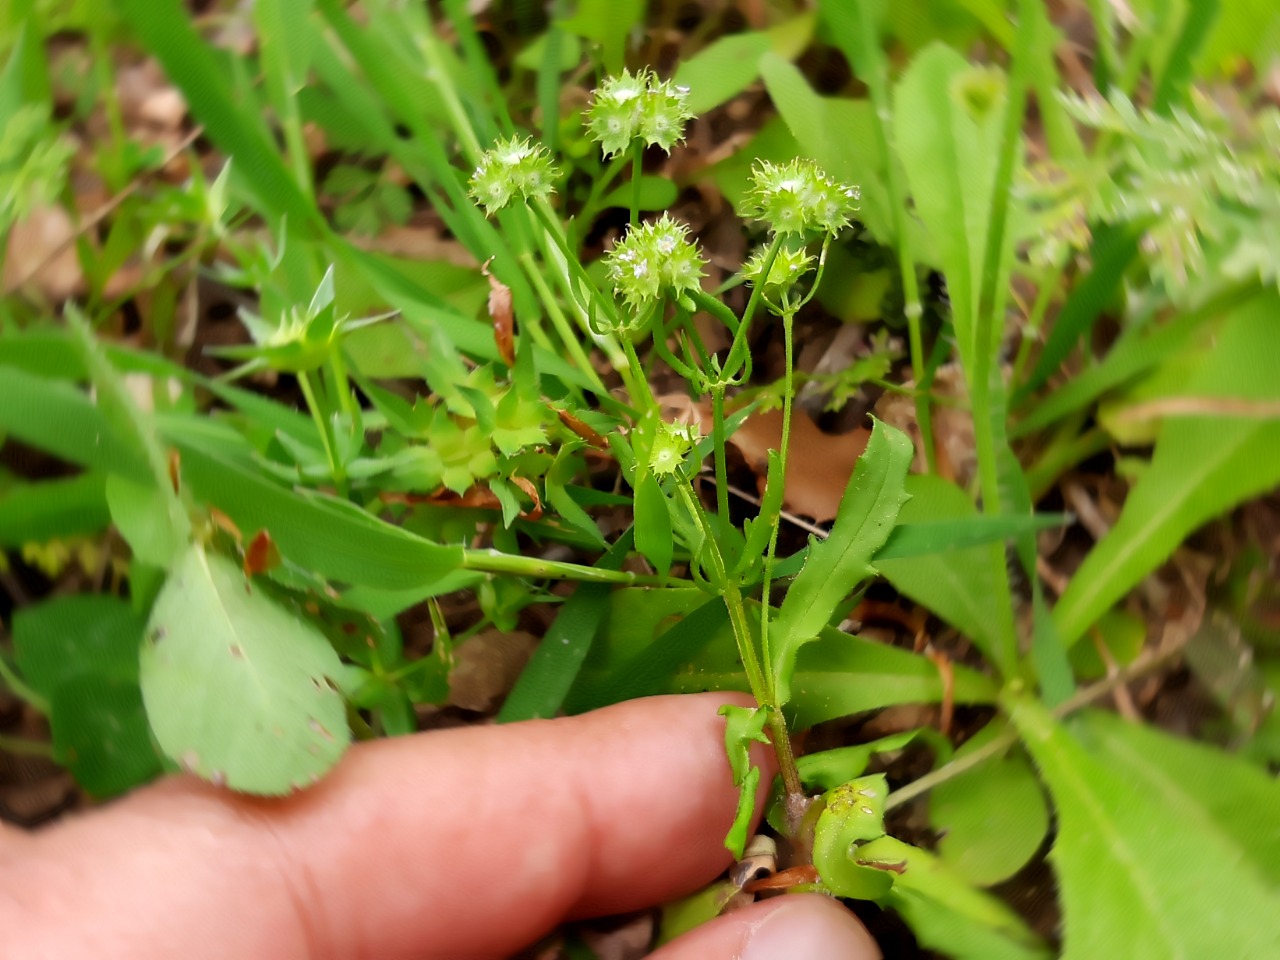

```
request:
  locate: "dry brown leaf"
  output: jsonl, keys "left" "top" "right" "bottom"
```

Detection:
{"left": 659, "top": 394, "right": 869, "bottom": 522}
{"left": 446, "top": 629, "right": 538, "bottom": 712}
{"left": 2, "top": 206, "right": 85, "bottom": 300}
{"left": 482, "top": 258, "right": 515, "bottom": 367}
{"left": 726, "top": 407, "right": 869, "bottom": 523}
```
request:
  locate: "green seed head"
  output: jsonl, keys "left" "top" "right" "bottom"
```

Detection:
{"left": 605, "top": 213, "right": 707, "bottom": 309}
{"left": 586, "top": 69, "right": 694, "bottom": 159}
{"left": 468, "top": 136, "right": 560, "bottom": 215}
{"left": 743, "top": 158, "right": 860, "bottom": 237}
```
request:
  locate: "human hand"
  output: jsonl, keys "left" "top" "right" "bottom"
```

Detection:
{"left": 0, "top": 693, "right": 878, "bottom": 959}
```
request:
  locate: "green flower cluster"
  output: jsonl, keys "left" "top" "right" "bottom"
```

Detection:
{"left": 743, "top": 159, "right": 860, "bottom": 237}
{"left": 743, "top": 245, "right": 816, "bottom": 297}
{"left": 468, "top": 136, "right": 560, "bottom": 215}
{"left": 605, "top": 213, "right": 707, "bottom": 309}
{"left": 585, "top": 69, "right": 694, "bottom": 159}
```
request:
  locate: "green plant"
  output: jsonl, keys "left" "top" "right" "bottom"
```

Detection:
{"left": 4, "top": 2, "right": 1280, "bottom": 958}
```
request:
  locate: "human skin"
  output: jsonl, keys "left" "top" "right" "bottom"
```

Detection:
{"left": 0, "top": 693, "right": 878, "bottom": 959}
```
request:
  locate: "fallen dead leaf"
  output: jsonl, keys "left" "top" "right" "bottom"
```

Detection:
{"left": 661, "top": 394, "right": 869, "bottom": 522}
{"left": 2, "top": 206, "right": 85, "bottom": 300}
{"left": 447, "top": 629, "right": 538, "bottom": 712}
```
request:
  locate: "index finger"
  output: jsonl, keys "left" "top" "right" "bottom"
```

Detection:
{"left": 2, "top": 693, "right": 775, "bottom": 959}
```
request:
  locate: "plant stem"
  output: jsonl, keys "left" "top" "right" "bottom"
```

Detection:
{"left": 885, "top": 640, "right": 1191, "bottom": 811}
{"left": 518, "top": 252, "right": 607, "bottom": 392}
{"left": 461, "top": 548, "right": 674, "bottom": 585}
{"left": 630, "top": 144, "right": 643, "bottom": 227}
{"left": 0, "top": 733, "right": 53, "bottom": 758}
{"left": 710, "top": 385, "right": 732, "bottom": 530}
{"left": 297, "top": 368, "right": 348, "bottom": 497}
{"left": 0, "top": 657, "right": 48, "bottom": 715}
{"left": 758, "top": 309, "right": 797, "bottom": 673}
{"left": 722, "top": 234, "right": 784, "bottom": 382}
{"left": 673, "top": 481, "right": 806, "bottom": 819}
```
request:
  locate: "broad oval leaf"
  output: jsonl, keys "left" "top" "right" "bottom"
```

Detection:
{"left": 929, "top": 721, "right": 1049, "bottom": 887}
{"left": 1008, "top": 693, "right": 1280, "bottom": 959}
{"left": 141, "top": 543, "right": 350, "bottom": 794}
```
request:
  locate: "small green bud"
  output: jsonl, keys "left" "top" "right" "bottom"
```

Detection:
{"left": 586, "top": 69, "right": 693, "bottom": 159}
{"left": 468, "top": 136, "right": 559, "bottom": 215}
{"left": 743, "top": 244, "right": 816, "bottom": 297}
{"left": 605, "top": 213, "right": 707, "bottom": 309}
{"left": 649, "top": 419, "right": 697, "bottom": 476}
{"left": 743, "top": 158, "right": 859, "bottom": 237}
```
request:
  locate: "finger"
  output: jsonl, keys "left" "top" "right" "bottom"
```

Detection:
{"left": 652, "top": 895, "right": 881, "bottom": 960}
{"left": 2, "top": 693, "right": 775, "bottom": 960}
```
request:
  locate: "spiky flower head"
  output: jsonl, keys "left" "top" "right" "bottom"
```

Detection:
{"left": 648, "top": 419, "right": 697, "bottom": 477}
{"left": 585, "top": 69, "right": 693, "bottom": 159}
{"left": 468, "top": 136, "right": 559, "bottom": 215}
{"left": 743, "top": 244, "right": 816, "bottom": 297}
{"left": 743, "top": 159, "right": 859, "bottom": 237}
{"left": 605, "top": 213, "right": 707, "bottom": 310}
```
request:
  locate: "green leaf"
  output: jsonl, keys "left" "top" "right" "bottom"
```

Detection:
{"left": 1075, "top": 709, "right": 1280, "bottom": 885}
{"left": 785, "top": 629, "right": 998, "bottom": 729}
{"left": 141, "top": 544, "right": 351, "bottom": 794}
{"left": 796, "top": 730, "right": 921, "bottom": 793}
{"left": 858, "top": 835, "right": 1051, "bottom": 960}
{"left": 13, "top": 595, "right": 161, "bottom": 797}
{"left": 812, "top": 773, "right": 894, "bottom": 900}
{"left": 1054, "top": 292, "right": 1280, "bottom": 647}
{"left": 0, "top": 365, "right": 148, "bottom": 483}
{"left": 560, "top": 0, "right": 643, "bottom": 74}
{"left": 633, "top": 472, "right": 673, "bottom": 576}
{"left": 892, "top": 42, "right": 1004, "bottom": 361}
{"left": 1007, "top": 693, "right": 1280, "bottom": 959}
{"left": 930, "top": 722, "right": 1049, "bottom": 887}
{"left": 719, "top": 704, "right": 771, "bottom": 858}
{"left": 877, "top": 475, "right": 999, "bottom": 661}
{"left": 601, "top": 175, "right": 678, "bottom": 213}
{"left": 13, "top": 595, "right": 146, "bottom": 698}
{"left": 497, "top": 532, "right": 631, "bottom": 723}
{"left": 1017, "top": 224, "right": 1140, "bottom": 400}
{"left": 105, "top": 474, "right": 187, "bottom": 569}
{"left": 49, "top": 673, "right": 161, "bottom": 798}
{"left": 770, "top": 418, "right": 913, "bottom": 703}
{"left": 675, "top": 32, "right": 771, "bottom": 114}
{"left": 173, "top": 436, "right": 463, "bottom": 590}
{"left": 568, "top": 592, "right": 726, "bottom": 713}
{"left": 0, "top": 473, "right": 110, "bottom": 546}
{"left": 115, "top": 0, "right": 324, "bottom": 233}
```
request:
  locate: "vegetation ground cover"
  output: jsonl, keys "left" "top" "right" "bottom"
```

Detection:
{"left": 2, "top": 1, "right": 1279, "bottom": 956}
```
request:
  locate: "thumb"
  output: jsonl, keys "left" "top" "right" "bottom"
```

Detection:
{"left": 652, "top": 894, "right": 881, "bottom": 960}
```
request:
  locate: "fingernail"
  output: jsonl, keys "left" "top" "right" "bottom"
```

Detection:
{"left": 739, "top": 895, "right": 880, "bottom": 960}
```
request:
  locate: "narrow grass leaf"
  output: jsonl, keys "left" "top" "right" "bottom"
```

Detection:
{"left": 173, "top": 437, "right": 463, "bottom": 590}
{"left": 1018, "top": 223, "right": 1142, "bottom": 400}
{"left": 0, "top": 365, "right": 149, "bottom": 483}
{"left": 497, "top": 532, "right": 631, "bottom": 723}
{"left": 115, "top": 0, "right": 323, "bottom": 232}
{"left": 0, "top": 473, "right": 109, "bottom": 546}
{"left": 1054, "top": 293, "right": 1280, "bottom": 646}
